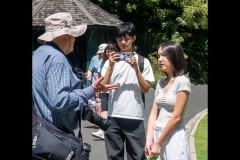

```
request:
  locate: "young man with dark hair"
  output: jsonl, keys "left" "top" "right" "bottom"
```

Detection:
{"left": 101, "top": 22, "right": 155, "bottom": 160}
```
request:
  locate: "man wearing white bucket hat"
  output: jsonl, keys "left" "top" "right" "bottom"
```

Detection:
{"left": 32, "top": 12, "right": 119, "bottom": 135}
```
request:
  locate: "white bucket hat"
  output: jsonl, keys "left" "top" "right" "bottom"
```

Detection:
{"left": 97, "top": 43, "right": 107, "bottom": 54}
{"left": 38, "top": 12, "right": 87, "bottom": 44}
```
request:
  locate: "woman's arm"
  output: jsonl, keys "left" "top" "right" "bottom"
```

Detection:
{"left": 145, "top": 97, "right": 159, "bottom": 156}
{"left": 152, "top": 90, "right": 190, "bottom": 155}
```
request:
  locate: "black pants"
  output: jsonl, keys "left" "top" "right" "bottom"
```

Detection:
{"left": 104, "top": 117, "right": 146, "bottom": 160}
{"left": 99, "top": 93, "right": 109, "bottom": 111}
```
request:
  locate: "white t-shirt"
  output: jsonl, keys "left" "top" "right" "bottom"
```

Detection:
{"left": 101, "top": 53, "right": 155, "bottom": 120}
{"left": 154, "top": 75, "right": 191, "bottom": 128}
{"left": 153, "top": 75, "right": 191, "bottom": 160}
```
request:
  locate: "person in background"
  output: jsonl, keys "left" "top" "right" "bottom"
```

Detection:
{"left": 86, "top": 43, "right": 107, "bottom": 128}
{"left": 101, "top": 22, "right": 155, "bottom": 160}
{"left": 92, "top": 42, "right": 118, "bottom": 140}
{"left": 86, "top": 43, "right": 108, "bottom": 85}
{"left": 145, "top": 41, "right": 191, "bottom": 160}
{"left": 32, "top": 12, "right": 118, "bottom": 136}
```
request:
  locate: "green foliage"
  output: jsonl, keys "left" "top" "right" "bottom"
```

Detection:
{"left": 177, "top": 0, "right": 208, "bottom": 30}
{"left": 195, "top": 114, "right": 208, "bottom": 160}
{"left": 126, "top": 3, "right": 137, "bottom": 11}
{"left": 181, "top": 32, "right": 208, "bottom": 84}
{"left": 175, "top": 0, "right": 208, "bottom": 84}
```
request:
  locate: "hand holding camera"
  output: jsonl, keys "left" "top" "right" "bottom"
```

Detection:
{"left": 116, "top": 52, "right": 132, "bottom": 62}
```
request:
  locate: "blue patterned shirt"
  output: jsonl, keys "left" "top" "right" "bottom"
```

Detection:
{"left": 32, "top": 42, "right": 95, "bottom": 131}
{"left": 88, "top": 55, "right": 100, "bottom": 83}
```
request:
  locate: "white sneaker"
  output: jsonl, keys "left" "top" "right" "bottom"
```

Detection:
{"left": 92, "top": 129, "right": 104, "bottom": 140}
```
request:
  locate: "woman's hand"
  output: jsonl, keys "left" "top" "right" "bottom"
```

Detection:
{"left": 149, "top": 143, "right": 161, "bottom": 158}
{"left": 145, "top": 140, "right": 153, "bottom": 157}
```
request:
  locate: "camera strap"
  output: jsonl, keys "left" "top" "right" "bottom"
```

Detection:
{"left": 78, "top": 106, "right": 83, "bottom": 138}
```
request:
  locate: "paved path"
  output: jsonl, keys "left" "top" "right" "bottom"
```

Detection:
{"left": 75, "top": 84, "right": 208, "bottom": 160}
{"left": 186, "top": 108, "right": 208, "bottom": 160}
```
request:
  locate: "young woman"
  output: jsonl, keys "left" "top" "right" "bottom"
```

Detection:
{"left": 92, "top": 42, "right": 118, "bottom": 139}
{"left": 145, "top": 41, "right": 191, "bottom": 160}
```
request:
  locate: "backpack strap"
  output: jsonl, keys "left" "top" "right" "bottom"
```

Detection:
{"left": 138, "top": 54, "right": 144, "bottom": 73}
{"left": 138, "top": 54, "right": 145, "bottom": 108}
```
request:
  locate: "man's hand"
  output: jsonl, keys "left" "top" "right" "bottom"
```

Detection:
{"left": 91, "top": 76, "right": 119, "bottom": 92}
{"left": 108, "top": 51, "right": 120, "bottom": 68}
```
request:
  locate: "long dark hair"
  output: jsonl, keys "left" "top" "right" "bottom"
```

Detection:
{"left": 159, "top": 41, "right": 187, "bottom": 76}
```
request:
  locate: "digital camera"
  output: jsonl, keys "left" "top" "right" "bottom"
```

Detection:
{"left": 116, "top": 52, "right": 131, "bottom": 62}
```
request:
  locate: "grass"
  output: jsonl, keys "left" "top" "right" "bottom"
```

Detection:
{"left": 194, "top": 113, "right": 208, "bottom": 160}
